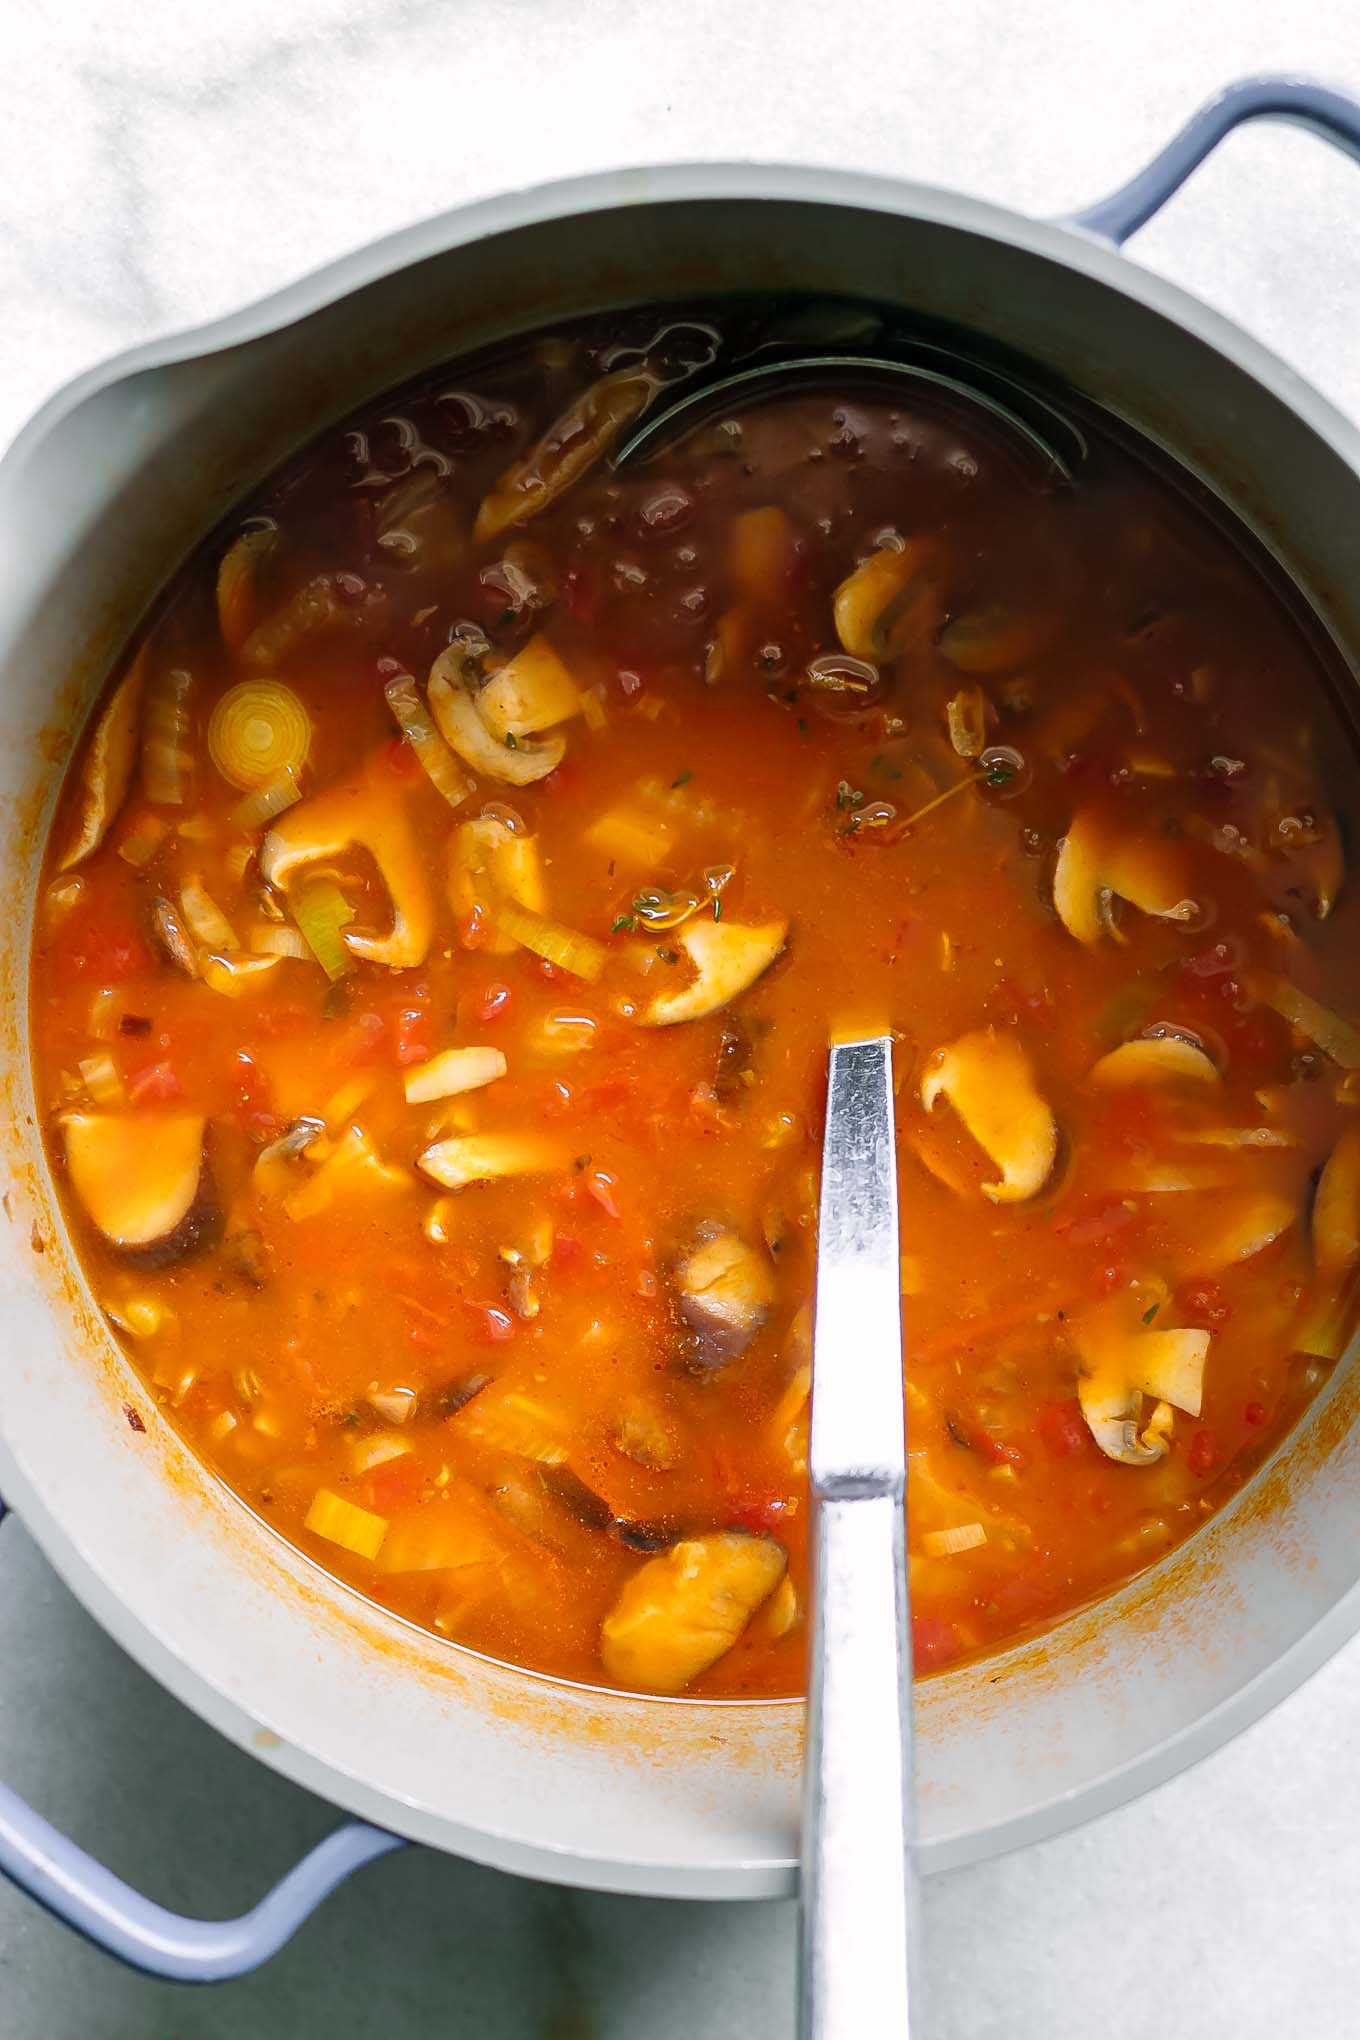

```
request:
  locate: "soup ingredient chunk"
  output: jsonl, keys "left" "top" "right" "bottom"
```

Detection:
{"left": 920, "top": 1031, "right": 1057, "bottom": 1203}
{"left": 61, "top": 1111, "right": 212, "bottom": 1261}
{"left": 601, "top": 1533, "right": 787, "bottom": 1692}
{"left": 638, "top": 916, "right": 787, "bottom": 1026}
{"left": 673, "top": 1223, "right": 776, "bottom": 1369}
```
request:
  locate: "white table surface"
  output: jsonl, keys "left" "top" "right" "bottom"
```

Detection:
{"left": 3, "top": 4, "right": 1360, "bottom": 2034}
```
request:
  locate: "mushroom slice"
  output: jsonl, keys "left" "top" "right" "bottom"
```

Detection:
{"left": 600, "top": 1532, "right": 786, "bottom": 1693}
{"left": 1202, "top": 1190, "right": 1296, "bottom": 1268}
{"left": 1077, "top": 1370, "right": 1167, "bottom": 1467}
{"left": 475, "top": 637, "right": 582, "bottom": 742}
{"left": 672, "top": 1225, "right": 775, "bottom": 1370}
{"left": 417, "top": 1132, "right": 561, "bottom": 1192}
{"left": 474, "top": 367, "right": 657, "bottom": 542}
{"left": 259, "top": 761, "right": 434, "bottom": 969}
{"left": 920, "top": 1029, "right": 1057, "bottom": 1204}
{"left": 283, "top": 1126, "right": 410, "bottom": 1223}
{"left": 833, "top": 540, "right": 938, "bottom": 662}
{"left": 939, "top": 603, "right": 1054, "bottom": 675}
{"left": 1091, "top": 1034, "right": 1220, "bottom": 1087}
{"left": 1053, "top": 808, "right": 1196, "bottom": 944}
{"left": 61, "top": 1110, "right": 213, "bottom": 1263}
{"left": 637, "top": 917, "right": 787, "bottom": 1028}
{"left": 1130, "top": 1327, "right": 1211, "bottom": 1418}
{"left": 58, "top": 652, "right": 147, "bottom": 871}
{"left": 1313, "top": 1126, "right": 1360, "bottom": 1282}
{"left": 449, "top": 815, "right": 546, "bottom": 955}
{"left": 428, "top": 644, "right": 566, "bottom": 787}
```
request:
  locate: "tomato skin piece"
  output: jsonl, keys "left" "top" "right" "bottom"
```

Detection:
{"left": 126, "top": 1060, "right": 183, "bottom": 1105}
{"left": 1188, "top": 1429, "right": 1220, "bottom": 1477}
{"left": 1037, "top": 1399, "right": 1089, "bottom": 1459}
{"left": 473, "top": 982, "right": 512, "bottom": 1024}
{"left": 364, "top": 1455, "right": 424, "bottom": 1514}
{"left": 1244, "top": 1401, "right": 1269, "bottom": 1427}
{"left": 464, "top": 1302, "right": 516, "bottom": 1345}
{"left": 53, "top": 909, "right": 152, "bottom": 983}
{"left": 1176, "top": 1278, "right": 1232, "bottom": 1329}
{"left": 911, "top": 1616, "right": 960, "bottom": 1672}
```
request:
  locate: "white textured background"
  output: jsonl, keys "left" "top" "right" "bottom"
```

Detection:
{"left": 2, "top": 4, "right": 1360, "bottom": 2035}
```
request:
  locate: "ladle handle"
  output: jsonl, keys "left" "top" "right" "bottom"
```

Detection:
{"left": 801, "top": 1490, "right": 918, "bottom": 2039}
{"left": 800, "top": 1037, "right": 920, "bottom": 2039}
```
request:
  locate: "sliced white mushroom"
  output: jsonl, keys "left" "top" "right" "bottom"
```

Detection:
{"left": 1091, "top": 1034, "right": 1220, "bottom": 1087}
{"left": 1053, "top": 808, "right": 1197, "bottom": 944}
{"left": 600, "top": 1532, "right": 786, "bottom": 1692}
{"left": 672, "top": 1224, "right": 775, "bottom": 1369}
{"left": 259, "top": 764, "right": 434, "bottom": 969}
{"left": 938, "top": 603, "right": 1054, "bottom": 675}
{"left": 1201, "top": 1190, "right": 1296, "bottom": 1268}
{"left": 417, "top": 1132, "right": 561, "bottom": 1192}
{"left": 1129, "top": 1327, "right": 1211, "bottom": 1418}
{"left": 216, "top": 527, "right": 281, "bottom": 656}
{"left": 58, "top": 653, "right": 147, "bottom": 870}
{"left": 637, "top": 917, "right": 787, "bottom": 1028}
{"left": 833, "top": 540, "right": 938, "bottom": 662}
{"left": 403, "top": 1046, "right": 507, "bottom": 1106}
{"left": 283, "top": 1126, "right": 410, "bottom": 1223}
{"left": 428, "top": 644, "right": 565, "bottom": 786}
{"left": 1077, "top": 1363, "right": 1172, "bottom": 1468}
{"left": 449, "top": 814, "right": 546, "bottom": 954}
{"left": 474, "top": 636, "right": 582, "bottom": 742}
{"left": 1313, "top": 1126, "right": 1360, "bottom": 1282}
{"left": 920, "top": 1029, "right": 1057, "bottom": 1204}
{"left": 61, "top": 1110, "right": 212, "bottom": 1263}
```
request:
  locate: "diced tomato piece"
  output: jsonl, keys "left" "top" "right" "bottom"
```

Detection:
{"left": 585, "top": 1169, "right": 620, "bottom": 1218}
{"left": 582, "top": 1078, "right": 630, "bottom": 1114}
{"left": 457, "top": 904, "right": 487, "bottom": 951}
{"left": 392, "top": 990, "right": 433, "bottom": 1066}
{"left": 563, "top": 563, "right": 600, "bottom": 625}
{"left": 553, "top": 1231, "right": 583, "bottom": 1268}
{"left": 727, "top": 1494, "right": 788, "bottom": 1537}
{"left": 1056, "top": 1195, "right": 1139, "bottom": 1247}
{"left": 383, "top": 734, "right": 423, "bottom": 780}
{"left": 473, "top": 982, "right": 512, "bottom": 1023}
{"left": 1187, "top": 1429, "right": 1220, "bottom": 1476}
{"left": 364, "top": 1455, "right": 424, "bottom": 1513}
{"left": 1176, "top": 1278, "right": 1231, "bottom": 1329}
{"left": 991, "top": 976, "right": 1053, "bottom": 1029}
{"left": 231, "top": 1051, "right": 277, "bottom": 1138}
{"left": 333, "top": 1010, "right": 387, "bottom": 1064}
{"left": 911, "top": 1616, "right": 960, "bottom": 1671}
{"left": 970, "top": 1425, "right": 1025, "bottom": 1467}
{"left": 126, "top": 1060, "right": 183, "bottom": 1104}
{"left": 538, "top": 759, "right": 582, "bottom": 800}
{"left": 1243, "top": 1401, "right": 1269, "bottom": 1427}
{"left": 53, "top": 909, "right": 152, "bottom": 983}
{"left": 1036, "top": 1398, "right": 1089, "bottom": 1459}
{"left": 464, "top": 1302, "right": 516, "bottom": 1345}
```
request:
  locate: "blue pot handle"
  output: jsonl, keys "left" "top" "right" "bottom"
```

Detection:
{"left": 0, "top": 1499, "right": 406, "bottom": 1979}
{"left": 1065, "top": 74, "right": 1360, "bottom": 245}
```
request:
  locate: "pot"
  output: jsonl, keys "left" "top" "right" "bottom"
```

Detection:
{"left": 2, "top": 74, "right": 1359, "bottom": 1979}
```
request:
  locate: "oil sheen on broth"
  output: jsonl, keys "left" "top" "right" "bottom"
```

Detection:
{"left": 30, "top": 304, "right": 1360, "bottom": 1698}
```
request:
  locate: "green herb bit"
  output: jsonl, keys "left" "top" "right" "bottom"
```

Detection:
{"left": 1142, "top": 1302, "right": 1160, "bottom": 1325}
{"left": 835, "top": 780, "right": 864, "bottom": 811}
{"left": 611, "top": 913, "right": 638, "bottom": 934}
{"left": 712, "top": 897, "right": 722, "bottom": 921}
{"left": 671, "top": 768, "right": 693, "bottom": 788}
{"left": 657, "top": 946, "right": 679, "bottom": 965}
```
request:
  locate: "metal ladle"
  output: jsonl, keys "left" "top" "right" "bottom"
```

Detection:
{"left": 801, "top": 1035, "right": 918, "bottom": 2038}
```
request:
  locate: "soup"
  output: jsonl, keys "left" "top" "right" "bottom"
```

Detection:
{"left": 30, "top": 303, "right": 1360, "bottom": 1697}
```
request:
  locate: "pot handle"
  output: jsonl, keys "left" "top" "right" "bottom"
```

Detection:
{"left": 0, "top": 1499, "right": 406, "bottom": 1980}
{"left": 1064, "top": 75, "right": 1360, "bottom": 246}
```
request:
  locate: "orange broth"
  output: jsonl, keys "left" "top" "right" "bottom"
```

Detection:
{"left": 29, "top": 303, "right": 1360, "bottom": 1695}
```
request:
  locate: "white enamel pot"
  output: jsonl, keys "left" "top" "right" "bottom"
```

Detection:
{"left": 1, "top": 74, "right": 1360, "bottom": 1974}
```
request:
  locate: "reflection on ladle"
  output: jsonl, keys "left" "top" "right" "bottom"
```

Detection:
{"left": 613, "top": 352, "right": 1083, "bottom": 483}
{"left": 800, "top": 1034, "right": 920, "bottom": 2037}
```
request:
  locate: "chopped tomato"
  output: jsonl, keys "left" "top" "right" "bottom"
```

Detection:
{"left": 1187, "top": 1429, "right": 1220, "bottom": 1477}
{"left": 364, "top": 1455, "right": 424, "bottom": 1513}
{"left": 52, "top": 908, "right": 151, "bottom": 982}
{"left": 463, "top": 1302, "right": 516, "bottom": 1345}
{"left": 1176, "top": 1278, "right": 1231, "bottom": 1329}
{"left": 472, "top": 982, "right": 512, "bottom": 1023}
{"left": 911, "top": 1616, "right": 960, "bottom": 1671}
{"left": 126, "top": 1060, "right": 183, "bottom": 1104}
{"left": 1036, "top": 1399, "right": 1089, "bottom": 1460}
